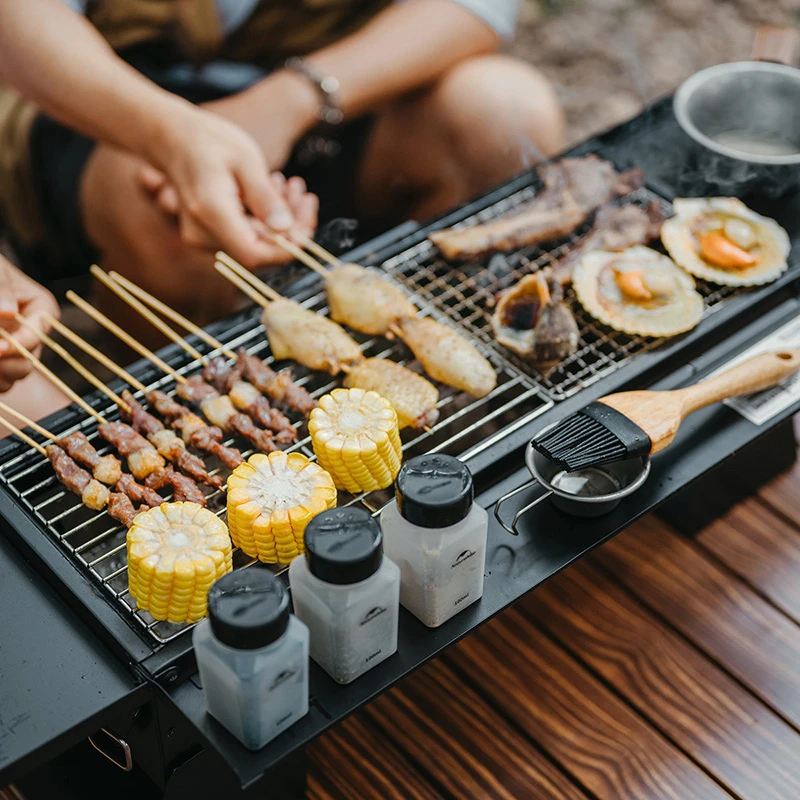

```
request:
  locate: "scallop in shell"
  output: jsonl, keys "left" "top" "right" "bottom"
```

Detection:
{"left": 573, "top": 246, "right": 703, "bottom": 337}
{"left": 490, "top": 271, "right": 579, "bottom": 371}
{"left": 661, "top": 197, "right": 790, "bottom": 286}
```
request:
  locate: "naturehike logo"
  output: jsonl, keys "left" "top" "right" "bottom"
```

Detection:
{"left": 269, "top": 669, "right": 295, "bottom": 691}
{"left": 451, "top": 549, "right": 476, "bottom": 568}
{"left": 366, "top": 649, "right": 383, "bottom": 663}
{"left": 360, "top": 606, "right": 387, "bottom": 626}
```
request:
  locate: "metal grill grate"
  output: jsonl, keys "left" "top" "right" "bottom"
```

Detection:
{"left": 0, "top": 183, "right": 748, "bottom": 651}
{"left": 382, "top": 186, "right": 744, "bottom": 401}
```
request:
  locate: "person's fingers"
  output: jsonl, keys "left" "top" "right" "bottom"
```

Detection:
{"left": 178, "top": 213, "right": 220, "bottom": 251}
{"left": 295, "top": 193, "right": 319, "bottom": 238}
{"left": 270, "top": 172, "right": 288, "bottom": 195}
{"left": 0, "top": 262, "right": 19, "bottom": 320}
{"left": 139, "top": 164, "right": 168, "bottom": 193}
{"left": 286, "top": 176, "right": 308, "bottom": 208}
{"left": 157, "top": 184, "right": 181, "bottom": 216}
{"left": 234, "top": 160, "right": 293, "bottom": 232}
{"left": 0, "top": 357, "right": 34, "bottom": 388}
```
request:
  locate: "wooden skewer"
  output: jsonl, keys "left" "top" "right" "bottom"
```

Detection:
{"left": 66, "top": 291, "right": 186, "bottom": 384}
{"left": 0, "top": 400, "right": 56, "bottom": 441}
{"left": 246, "top": 222, "right": 331, "bottom": 278}
{"left": 15, "top": 315, "right": 130, "bottom": 414}
{"left": 291, "top": 231, "right": 342, "bottom": 269}
{"left": 90, "top": 266, "right": 205, "bottom": 363}
{"left": 44, "top": 314, "right": 147, "bottom": 393}
{"left": 0, "top": 330, "right": 107, "bottom": 424}
{"left": 0, "top": 411, "right": 48, "bottom": 456}
{"left": 215, "top": 251, "right": 283, "bottom": 301}
{"left": 107, "top": 272, "right": 236, "bottom": 361}
{"left": 214, "top": 261, "right": 271, "bottom": 309}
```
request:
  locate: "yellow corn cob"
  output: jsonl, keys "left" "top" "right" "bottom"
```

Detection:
{"left": 308, "top": 388, "right": 402, "bottom": 494}
{"left": 226, "top": 451, "right": 337, "bottom": 565}
{"left": 127, "top": 501, "right": 232, "bottom": 624}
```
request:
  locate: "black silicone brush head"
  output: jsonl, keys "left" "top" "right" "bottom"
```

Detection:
{"left": 533, "top": 402, "right": 652, "bottom": 471}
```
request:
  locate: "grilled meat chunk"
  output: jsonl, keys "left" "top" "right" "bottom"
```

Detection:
{"left": 188, "top": 427, "right": 243, "bottom": 469}
{"left": 57, "top": 431, "right": 122, "bottom": 486}
{"left": 118, "top": 473, "right": 163, "bottom": 508}
{"left": 145, "top": 467, "right": 207, "bottom": 506}
{"left": 176, "top": 375, "right": 218, "bottom": 405}
{"left": 97, "top": 422, "right": 165, "bottom": 479}
{"left": 46, "top": 443, "right": 110, "bottom": 511}
{"left": 237, "top": 350, "right": 316, "bottom": 415}
{"left": 428, "top": 156, "right": 644, "bottom": 260}
{"left": 229, "top": 414, "right": 279, "bottom": 453}
{"left": 107, "top": 492, "right": 143, "bottom": 527}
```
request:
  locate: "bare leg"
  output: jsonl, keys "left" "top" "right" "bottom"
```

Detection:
{"left": 0, "top": 372, "right": 70, "bottom": 437}
{"left": 356, "top": 55, "right": 565, "bottom": 224}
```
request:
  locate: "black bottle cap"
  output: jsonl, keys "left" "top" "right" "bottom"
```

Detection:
{"left": 395, "top": 454, "right": 474, "bottom": 529}
{"left": 303, "top": 508, "right": 383, "bottom": 586}
{"left": 207, "top": 568, "right": 290, "bottom": 650}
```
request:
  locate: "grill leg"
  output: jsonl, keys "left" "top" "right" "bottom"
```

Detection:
{"left": 657, "top": 417, "right": 797, "bottom": 537}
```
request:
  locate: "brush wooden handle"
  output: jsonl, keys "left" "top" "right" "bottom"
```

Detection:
{"left": 676, "top": 349, "right": 800, "bottom": 415}
{"left": 600, "top": 349, "right": 800, "bottom": 454}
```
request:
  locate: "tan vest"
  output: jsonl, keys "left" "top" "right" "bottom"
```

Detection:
{"left": 0, "top": 0, "right": 390, "bottom": 247}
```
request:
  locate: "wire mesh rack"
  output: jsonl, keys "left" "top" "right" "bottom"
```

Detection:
{"left": 0, "top": 182, "right": 750, "bottom": 652}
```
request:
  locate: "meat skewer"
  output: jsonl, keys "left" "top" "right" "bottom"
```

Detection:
{"left": 71, "top": 276, "right": 279, "bottom": 456}
{"left": 106, "top": 270, "right": 317, "bottom": 418}
{"left": 0, "top": 399, "right": 122, "bottom": 486}
{"left": 0, "top": 411, "right": 153, "bottom": 526}
{"left": 428, "top": 155, "right": 645, "bottom": 260}
{"left": 92, "top": 266, "right": 297, "bottom": 440}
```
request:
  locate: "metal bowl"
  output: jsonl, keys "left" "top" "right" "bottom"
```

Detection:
{"left": 673, "top": 61, "right": 800, "bottom": 195}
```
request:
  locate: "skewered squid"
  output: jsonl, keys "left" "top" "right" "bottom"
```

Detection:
{"left": 490, "top": 271, "right": 579, "bottom": 371}
{"left": 661, "top": 197, "right": 790, "bottom": 286}
{"left": 572, "top": 246, "right": 704, "bottom": 337}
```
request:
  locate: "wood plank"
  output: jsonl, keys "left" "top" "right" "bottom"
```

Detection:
{"left": 521, "top": 560, "right": 800, "bottom": 800}
{"left": 444, "top": 608, "right": 732, "bottom": 800}
{"left": 307, "top": 713, "right": 443, "bottom": 800}
{"left": 593, "top": 515, "right": 800, "bottom": 729}
{"left": 365, "top": 658, "right": 587, "bottom": 800}
{"left": 697, "top": 497, "right": 800, "bottom": 622}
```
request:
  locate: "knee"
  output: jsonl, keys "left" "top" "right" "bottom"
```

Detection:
{"left": 431, "top": 55, "right": 566, "bottom": 169}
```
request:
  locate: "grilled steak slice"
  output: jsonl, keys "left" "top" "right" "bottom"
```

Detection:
{"left": 428, "top": 155, "right": 644, "bottom": 260}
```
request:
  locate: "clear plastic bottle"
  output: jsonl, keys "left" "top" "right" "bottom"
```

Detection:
{"left": 289, "top": 507, "right": 400, "bottom": 684}
{"left": 193, "top": 568, "right": 309, "bottom": 750}
{"left": 381, "top": 454, "right": 488, "bottom": 628}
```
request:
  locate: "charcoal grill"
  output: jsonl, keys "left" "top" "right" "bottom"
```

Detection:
{"left": 3, "top": 97, "right": 800, "bottom": 796}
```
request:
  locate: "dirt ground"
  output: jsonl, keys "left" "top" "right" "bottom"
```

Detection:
{"left": 513, "top": 0, "right": 800, "bottom": 145}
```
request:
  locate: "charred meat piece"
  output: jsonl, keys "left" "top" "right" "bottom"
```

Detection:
{"left": 146, "top": 467, "right": 207, "bottom": 506}
{"left": 229, "top": 413, "right": 279, "bottom": 453}
{"left": 176, "top": 375, "right": 218, "bottom": 405}
{"left": 107, "top": 492, "right": 144, "bottom": 527}
{"left": 46, "top": 443, "right": 110, "bottom": 511}
{"left": 428, "top": 156, "right": 644, "bottom": 260}
{"left": 118, "top": 473, "right": 163, "bottom": 508}
{"left": 121, "top": 392, "right": 163, "bottom": 438}
{"left": 203, "top": 356, "right": 235, "bottom": 393}
{"left": 57, "top": 431, "right": 122, "bottom": 486}
{"left": 237, "top": 350, "right": 317, "bottom": 415}
{"left": 146, "top": 390, "right": 188, "bottom": 423}
{"left": 189, "top": 427, "right": 243, "bottom": 469}
{"left": 97, "top": 422, "right": 165, "bottom": 479}
{"left": 170, "top": 412, "right": 208, "bottom": 444}
{"left": 491, "top": 271, "right": 579, "bottom": 371}
{"left": 551, "top": 202, "right": 666, "bottom": 284}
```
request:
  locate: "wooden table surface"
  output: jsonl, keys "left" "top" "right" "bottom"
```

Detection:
{"left": 307, "top": 423, "right": 800, "bottom": 800}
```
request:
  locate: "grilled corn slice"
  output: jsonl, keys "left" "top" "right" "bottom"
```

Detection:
{"left": 308, "top": 388, "right": 402, "bottom": 494}
{"left": 227, "top": 451, "right": 337, "bottom": 564}
{"left": 127, "top": 501, "right": 232, "bottom": 624}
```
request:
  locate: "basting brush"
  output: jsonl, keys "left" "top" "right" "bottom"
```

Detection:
{"left": 534, "top": 349, "right": 800, "bottom": 472}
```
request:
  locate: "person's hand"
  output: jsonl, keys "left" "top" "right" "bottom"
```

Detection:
{"left": 0, "top": 257, "right": 59, "bottom": 393}
{"left": 138, "top": 171, "right": 319, "bottom": 265}
{"left": 146, "top": 103, "right": 305, "bottom": 269}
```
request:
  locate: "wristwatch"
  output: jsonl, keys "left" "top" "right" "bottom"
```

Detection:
{"left": 283, "top": 56, "right": 344, "bottom": 127}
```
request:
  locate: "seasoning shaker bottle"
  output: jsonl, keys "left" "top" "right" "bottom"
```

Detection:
{"left": 193, "top": 568, "right": 309, "bottom": 750}
{"left": 381, "top": 454, "right": 488, "bottom": 628}
{"left": 289, "top": 507, "right": 400, "bottom": 684}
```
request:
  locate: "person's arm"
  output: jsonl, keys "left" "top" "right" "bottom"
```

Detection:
{"left": 202, "top": 0, "right": 509, "bottom": 170}
{"left": 0, "top": 0, "right": 299, "bottom": 266}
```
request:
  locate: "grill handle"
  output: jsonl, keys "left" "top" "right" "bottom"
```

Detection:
{"left": 493, "top": 480, "right": 552, "bottom": 536}
{"left": 88, "top": 728, "right": 133, "bottom": 772}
